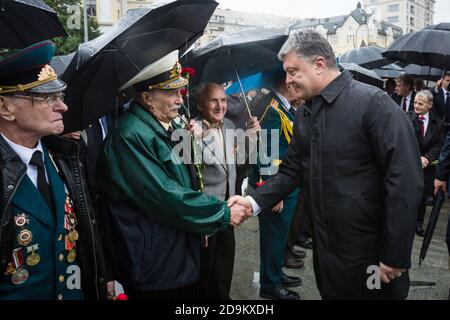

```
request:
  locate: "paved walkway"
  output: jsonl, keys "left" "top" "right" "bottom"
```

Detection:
{"left": 231, "top": 202, "right": 450, "bottom": 300}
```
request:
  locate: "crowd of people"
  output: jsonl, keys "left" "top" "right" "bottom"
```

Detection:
{"left": 0, "top": 29, "right": 449, "bottom": 301}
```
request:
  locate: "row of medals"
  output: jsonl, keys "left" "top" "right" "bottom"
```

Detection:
{"left": 4, "top": 195, "right": 79, "bottom": 285}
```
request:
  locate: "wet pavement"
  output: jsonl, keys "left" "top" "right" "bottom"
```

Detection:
{"left": 231, "top": 201, "right": 450, "bottom": 300}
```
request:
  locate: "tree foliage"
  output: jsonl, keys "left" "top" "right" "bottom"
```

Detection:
{"left": 46, "top": 0, "right": 100, "bottom": 55}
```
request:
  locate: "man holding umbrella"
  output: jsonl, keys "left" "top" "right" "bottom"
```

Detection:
{"left": 96, "top": 51, "right": 251, "bottom": 300}
{"left": 229, "top": 30, "right": 423, "bottom": 299}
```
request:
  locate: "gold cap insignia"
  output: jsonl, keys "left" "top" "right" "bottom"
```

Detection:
{"left": 38, "top": 65, "right": 57, "bottom": 82}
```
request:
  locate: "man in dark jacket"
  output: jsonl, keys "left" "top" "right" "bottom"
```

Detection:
{"left": 0, "top": 41, "right": 110, "bottom": 300}
{"left": 391, "top": 74, "right": 416, "bottom": 113}
{"left": 229, "top": 30, "right": 423, "bottom": 299}
{"left": 430, "top": 72, "right": 450, "bottom": 127}
{"left": 409, "top": 90, "right": 444, "bottom": 236}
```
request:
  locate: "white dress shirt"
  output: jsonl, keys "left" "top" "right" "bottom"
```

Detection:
{"left": 1, "top": 134, "right": 47, "bottom": 188}
{"left": 402, "top": 92, "right": 413, "bottom": 111}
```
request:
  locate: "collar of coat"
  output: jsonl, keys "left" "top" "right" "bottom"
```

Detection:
{"left": 319, "top": 70, "right": 353, "bottom": 104}
{"left": 129, "top": 101, "right": 180, "bottom": 140}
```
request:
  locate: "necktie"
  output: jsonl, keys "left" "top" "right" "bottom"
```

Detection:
{"left": 419, "top": 115, "right": 425, "bottom": 138}
{"left": 402, "top": 97, "right": 408, "bottom": 112}
{"left": 29, "top": 151, "right": 54, "bottom": 213}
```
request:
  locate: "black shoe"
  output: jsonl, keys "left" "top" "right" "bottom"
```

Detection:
{"left": 284, "top": 256, "right": 304, "bottom": 269}
{"left": 260, "top": 286, "right": 300, "bottom": 300}
{"left": 287, "top": 248, "right": 306, "bottom": 259}
{"left": 416, "top": 226, "right": 425, "bottom": 237}
{"left": 297, "top": 238, "right": 313, "bottom": 250}
{"left": 282, "top": 272, "right": 302, "bottom": 288}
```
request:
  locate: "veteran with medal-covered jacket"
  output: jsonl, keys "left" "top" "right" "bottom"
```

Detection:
{"left": 96, "top": 51, "right": 251, "bottom": 300}
{"left": 0, "top": 41, "right": 110, "bottom": 300}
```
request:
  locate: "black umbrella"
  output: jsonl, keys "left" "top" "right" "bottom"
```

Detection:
{"left": 382, "top": 23, "right": 450, "bottom": 70}
{"left": 0, "top": 0, "right": 67, "bottom": 49}
{"left": 339, "top": 63, "right": 384, "bottom": 89}
{"left": 187, "top": 28, "right": 287, "bottom": 116}
{"left": 373, "top": 63, "right": 404, "bottom": 79}
{"left": 403, "top": 64, "right": 444, "bottom": 82}
{"left": 188, "top": 28, "right": 287, "bottom": 86}
{"left": 62, "top": 0, "right": 218, "bottom": 132}
{"left": 50, "top": 52, "right": 75, "bottom": 77}
{"left": 419, "top": 189, "right": 446, "bottom": 266}
{"left": 339, "top": 46, "right": 392, "bottom": 69}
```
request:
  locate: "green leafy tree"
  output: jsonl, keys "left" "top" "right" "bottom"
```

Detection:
{"left": 46, "top": 0, "right": 101, "bottom": 55}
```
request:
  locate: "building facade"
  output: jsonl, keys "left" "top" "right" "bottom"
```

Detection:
{"left": 91, "top": 0, "right": 154, "bottom": 32}
{"left": 362, "top": 0, "right": 435, "bottom": 33}
{"left": 287, "top": 3, "right": 403, "bottom": 56}
{"left": 198, "top": 8, "right": 294, "bottom": 46}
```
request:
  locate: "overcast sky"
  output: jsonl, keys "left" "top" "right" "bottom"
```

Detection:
{"left": 217, "top": 0, "right": 450, "bottom": 23}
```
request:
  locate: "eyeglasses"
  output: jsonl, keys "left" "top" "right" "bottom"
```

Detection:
{"left": 12, "top": 93, "right": 65, "bottom": 108}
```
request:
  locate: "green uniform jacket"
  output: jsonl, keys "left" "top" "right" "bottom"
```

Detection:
{"left": 97, "top": 102, "right": 232, "bottom": 290}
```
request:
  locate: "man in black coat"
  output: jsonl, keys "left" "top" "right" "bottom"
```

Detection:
{"left": 391, "top": 74, "right": 416, "bottom": 113}
{"left": 409, "top": 90, "right": 444, "bottom": 236}
{"left": 229, "top": 30, "right": 423, "bottom": 300}
{"left": 430, "top": 72, "right": 450, "bottom": 127}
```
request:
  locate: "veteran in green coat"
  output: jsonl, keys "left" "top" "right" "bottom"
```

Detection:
{"left": 96, "top": 51, "right": 250, "bottom": 300}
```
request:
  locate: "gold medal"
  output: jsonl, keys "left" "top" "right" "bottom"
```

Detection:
{"left": 11, "top": 268, "right": 29, "bottom": 285}
{"left": 67, "top": 249, "right": 76, "bottom": 263}
{"left": 68, "top": 229, "right": 79, "bottom": 242}
{"left": 4, "top": 262, "right": 16, "bottom": 276}
{"left": 17, "top": 229, "right": 32, "bottom": 246}
{"left": 26, "top": 252, "right": 40, "bottom": 267}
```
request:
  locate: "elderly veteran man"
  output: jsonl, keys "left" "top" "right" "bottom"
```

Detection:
{"left": 0, "top": 41, "right": 110, "bottom": 300}
{"left": 194, "top": 83, "right": 260, "bottom": 300}
{"left": 96, "top": 51, "right": 251, "bottom": 300}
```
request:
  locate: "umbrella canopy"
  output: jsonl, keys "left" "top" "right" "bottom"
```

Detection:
{"left": 225, "top": 63, "right": 284, "bottom": 95}
{"left": 382, "top": 23, "right": 450, "bottom": 70}
{"left": 50, "top": 52, "right": 75, "bottom": 77}
{"left": 372, "top": 63, "right": 404, "bottom": 79}
{"left": 62, "top": 0, "right": 218, "bottom": 132}
{"left": 0, "top": 0, "right": 67, "bottom": 49}
{"left": 339, "top": 46, "right": 393, "bottom": 69}
{"left": 403, "top": 64, "right": 444, "bottom": 82}
{"left": 339, "top": 62, "right": 384, "bottom": 88}
{"left": 419, "top": 189, "right": 446, "bottom": 266}
{"left": 187, "top": 28, "right": 287, "bottom": 86}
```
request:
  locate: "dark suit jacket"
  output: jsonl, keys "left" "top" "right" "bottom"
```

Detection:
{"left": 391, "top": 91, "right": 416, "bottom": 112}
{"left": 430, "top": 88, "right": 448, "bottom": 121}
{"left": 409, "top": 112, "right": 445, "bottom": 196}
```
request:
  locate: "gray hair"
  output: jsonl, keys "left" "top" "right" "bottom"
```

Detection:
{"left": 415, "top": 90, "right": 434, "bottom": 104}
{"left": 278, "top": 29, "right": 338, "bottom": 70}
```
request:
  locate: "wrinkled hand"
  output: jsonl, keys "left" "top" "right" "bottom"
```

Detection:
{"left": 62, "top": 131, "right": 81, "bottom": 140}
{"left": 247, "top": 116, "right": 261, "bottom": 134}
{"left": 379, "top": 262, "right": 406, "bottom": 284}
{"left": 434, "top": 179, "right": 447, "bottom": 195}
{"left": 186, "top": 120, "right": 203, "bottom": 139}
{"left": 107, "top": 281, "right": 116, "bottom": 300}
{"left": 271, "top": 201, "right": 283, "bottom": 214}
{"left": 421, "top": 156, "right": 429, "bottom": 169}
{"left": 229, "top": 203, "right": 251, "bottom": 227}
{"left": 228, "top": 196, "right": 253, "bottom": 227}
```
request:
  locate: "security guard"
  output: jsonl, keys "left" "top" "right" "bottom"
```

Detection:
{"left": 250, "top": 67, "right": 302, "bottom": 300}
{"left": 0, "top": 41, "right": 109, "bottom": 300}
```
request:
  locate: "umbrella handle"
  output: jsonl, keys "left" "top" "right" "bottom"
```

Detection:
{"left": 227, "top": 48, "right": 253, "bottom": 119}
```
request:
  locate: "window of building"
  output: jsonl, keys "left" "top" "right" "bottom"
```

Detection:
{"left": 410, "top": 5, "right": 415, "bottom": 15}
{"left": 410, "top": 17, "right": 414, "bottom": 26}
{"left": 387, "top": 4, "right": 399, "bottom": 12}
{"left": 387, "top": 16, "right": 400, "bottom": 23}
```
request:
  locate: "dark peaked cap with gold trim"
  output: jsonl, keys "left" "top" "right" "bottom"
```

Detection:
{"left": 119, "top": 50, "right": 188, "bottom": 92}
{"left": 0, "top": 40, "right": 66, "bottom": 94}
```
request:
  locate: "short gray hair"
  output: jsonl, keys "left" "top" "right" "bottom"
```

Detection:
{"left": 415, "top": 90, "right": 434, "bottom": 104}
{"left": 278, "top": 29, "right": 338, "bottom": 70}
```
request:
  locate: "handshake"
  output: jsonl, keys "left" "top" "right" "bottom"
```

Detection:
{"left": 227, "top": 196, "right": 253, "bottom": 227}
